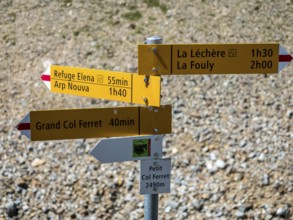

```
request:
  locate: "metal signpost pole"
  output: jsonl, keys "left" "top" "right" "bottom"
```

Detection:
{"left": 144, "top": 36, "right": 163, "bottom": 220}
{"left": 144, "top": 194, "right": 158, "bottom": 220}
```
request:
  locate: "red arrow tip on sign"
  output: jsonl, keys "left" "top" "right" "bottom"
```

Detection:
{"left": 279, "top": 54, "right": 293, "bottom": 62}
{"left": 17, "top": 123, "right": 31, "bottom": 130}
{"left": 41, "top": 74, "right": 50, "bottom": 81}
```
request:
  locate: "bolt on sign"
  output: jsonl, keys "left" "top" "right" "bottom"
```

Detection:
{"left": 41, "top": 65, "right": 161, "bottom": 106}
{"left": 138, "top": 44, "right": 292, "bottom": 75}
{"left": 17, "top": 105, "right": 172, "bottom": 141}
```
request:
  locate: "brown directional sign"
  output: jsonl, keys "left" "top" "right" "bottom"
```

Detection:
{"left": 138, "top": 44, "right": 292, "bottom": 75}
{"left": 17, "top": 105, "right": 172, "bottom": 141}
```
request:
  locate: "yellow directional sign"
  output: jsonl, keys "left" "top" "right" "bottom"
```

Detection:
{"left": 42, "top": 65, "right": 161, "bottom": 106}
{"left": 138, "top": 44, "right": 284, "bottom": 75}
{"left": 18, "top": 105, "right": 172, "bottom": 141}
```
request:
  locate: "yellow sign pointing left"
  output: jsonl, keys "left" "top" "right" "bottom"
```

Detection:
{"left": 41, "top": 65, "right": 161, "bottom": 106}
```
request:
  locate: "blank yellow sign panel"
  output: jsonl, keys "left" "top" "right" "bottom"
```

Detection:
{"left": 138, "top": 44, "right": 279, "bottom": 75}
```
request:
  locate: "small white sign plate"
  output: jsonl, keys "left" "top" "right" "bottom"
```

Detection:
{"left": 140, "top": 158, "right": 171, "bottom": 194}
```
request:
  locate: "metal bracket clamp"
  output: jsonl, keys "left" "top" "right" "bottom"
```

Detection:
{"left": 145, "top": 36, "right": 163, "bottom": 44}
{"left": 143, "top": 36, "right": 163, "bottom": 106}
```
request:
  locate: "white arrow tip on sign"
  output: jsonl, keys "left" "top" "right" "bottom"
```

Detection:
{"left": 16, "top": 113, "right": 31, "bottom": 140}
{"left": 90, "top": 135, "right": 163, "bottom": 163}
{"left": 41, "top": 66, "right": 51, "bottom": 90}
{"left": 279, "top": 46, "right": 293, "bottom": 72}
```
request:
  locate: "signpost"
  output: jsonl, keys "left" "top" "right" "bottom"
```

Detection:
{"left": 143, "top": 36, "right": 163, "bottom": 220}
{"left": 138, "top": 43, "right": 292, "bottom": 75}
{"left": 41, "top": 65, "right": 162, "bottom": 106}
{"left": 90, "top": 135, "right": 163, "bottom": 163}
{"left": 16, "top": 35, "right": 293, "bottom": 220}
{"left": 17, "top": 105, "right": 171, "bottom": 141}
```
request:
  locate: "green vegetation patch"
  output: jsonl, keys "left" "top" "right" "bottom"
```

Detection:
{"left": 144, "top": 0, "right": 160, "bottom": 7}
{"left": 122, "top": 11, "right": 142, "bottom": 21}
{"left": 143, "top": 0, "right": 167, "bottom": 13}
{"left": 61, "top": 0, "right": 72, "bottom": 7}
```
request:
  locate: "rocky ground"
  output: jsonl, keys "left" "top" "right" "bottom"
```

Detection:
{"left": 1, "top": 0, "right": 293, "bottom": 219}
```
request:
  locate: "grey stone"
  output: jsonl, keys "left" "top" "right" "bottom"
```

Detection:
{"left": 206, "top": 161, "right": 218, "bottom": 173}
{"left": 215, "top": 159, "right": 226, "bottom": 169}
{"left": 67, "top": 174, "right": 78, "bottom": 186}
{"left": 276, "top": 206, "right": 290, "bottom": 218}
{"left": 190, "top": 165, "right": 202, "bottom": 172}
{"left": 261, "top": 174, "right": 270, "bottom": 186}
{"left": 6, "top": 202, "right": 18, "bottom": 218}
{"left": 248, "top": 152, "right": 257, "bottom": 158}
{"left": 209, "top": 152, "right": 217, "bottom": 161}
{"left": 286, "top": 110, "right": 293, "bottom": 119}
{"left": 84, "top": 215, "right": 98, "bottom": 220}
{"left": 192, "top": 200, "right": 204, "bottom": 211}
{"left": 239, "top": 140, "right": 247, "bottom": 148}
{"left": 235, "top": 210, "right": 246, "bottom": 219}
{"left": 239, "top": 203, "right": 253, "bottom": 212}
{"left": 42, "top": 206, "right": 50, "bottom": 213}
{"left": 258, "top": 153, "right": 266, "bottom": 161}
{"left": 211, "top": 194, "right": 220, "bottom": 202}
{"left": 182, "top": 159, "right": 190, "bottom": 166}
{"left": 166, "top": 200, "right": 179, "bottom": 209}
{"left": 273, "top": 181, "right": 281, "bottom": 189}
{"left": 126, "top": 181, "right": 133, "bottom": 191}
{"left": 164, "top": 206, "right": 171, "bottom": 213}
{"left": 205, "top": 209, "right": 213, "bottom": 217}
{"left": 264, "top": 214, "right": 273, "bottom": 220}
{"left": 180, "top": 205, "right": 188, "bottom": 212}
{"left": 214, "top": 207, "right": 224, "bottom": 217}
